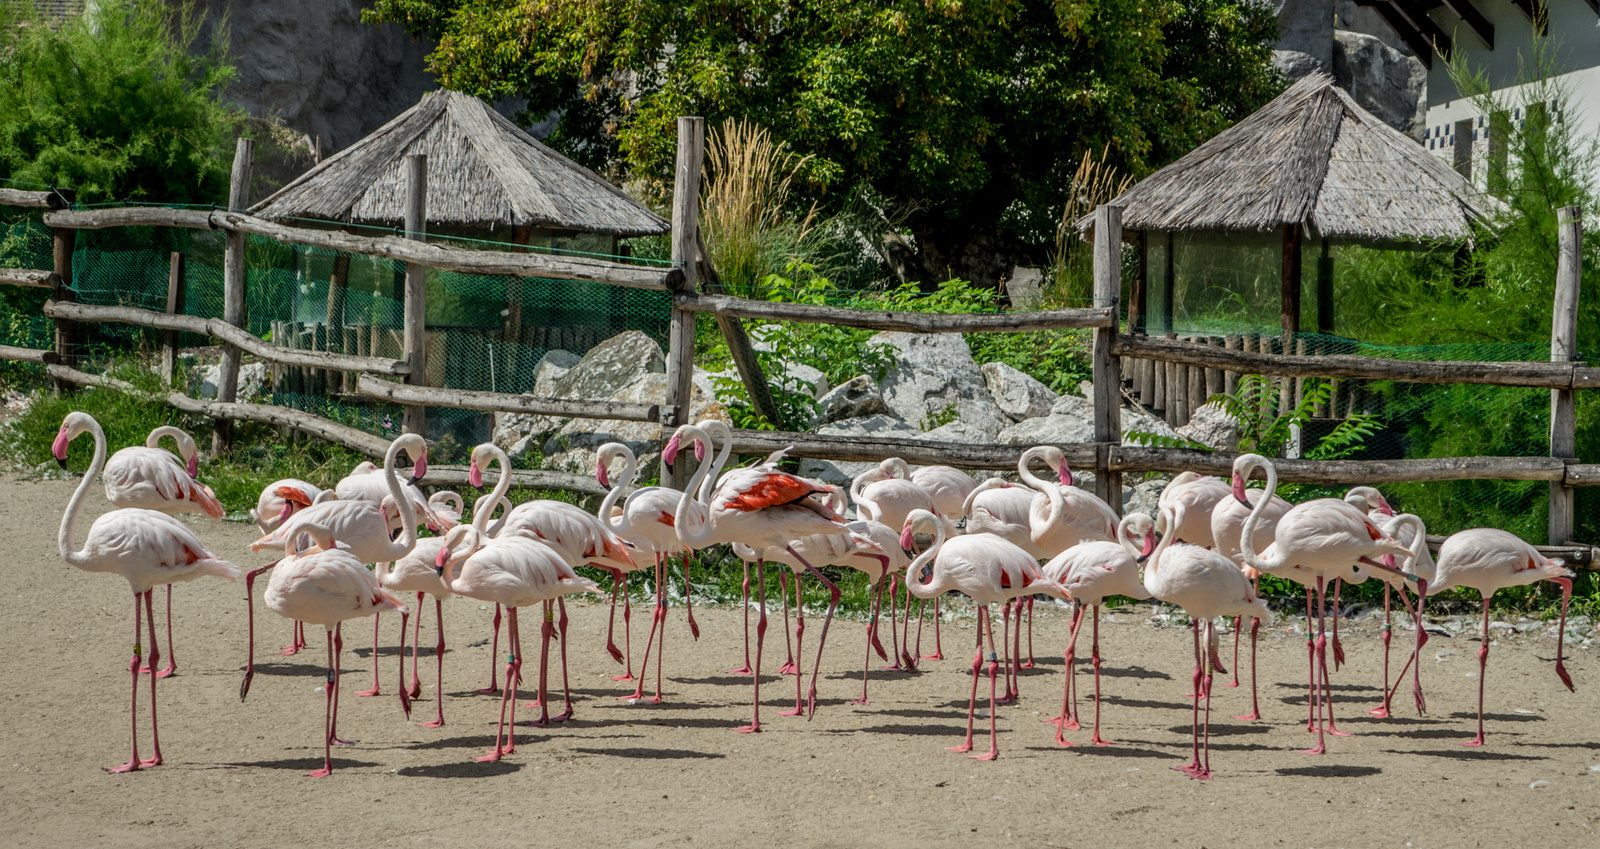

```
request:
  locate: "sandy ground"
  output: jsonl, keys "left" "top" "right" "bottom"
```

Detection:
{"left": 4, "top": 476, "right": 1600, "bottom": 849}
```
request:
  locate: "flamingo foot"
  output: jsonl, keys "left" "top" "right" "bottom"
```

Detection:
{"left": 610, "top": 672, "right": 635, "bottom": 682}
{"left": 1298, "top": 743, "right": 1327, "bottom": 755}
{"left": 1018, "top": 660, "right": 1035, "bottom": 670}
{"left": 355, "top": 686, "right": 379, "bottom": 697}
{"left": 779, "top": 706, "right": 804, "bottom": 717}
{"left": 1053, "top": 731, "right": 1075, "bottom": 748}
{"left": 331, "top": 736, "right": 357, "bottom": 747}
{"left": 475, "top": 749, "right": 504, "bottom": 763}
{"left": 305, "top": 766, "right": 333, "bottom": 778}
{"left": 105, "top": 760, "right": 140, "bottom": 774}
{"left": 1328, "top": 727, "right": 1354, "bottom": 738}
{"left": 277, "top": 644, "right": 301, "bottom": 656}
{"left": 1232, "top": 711, "right": 1261, "bottom": 722}
{"left": 1091, "top": 734, "right": 1113, "bottom": 747}
{"left": 922, "top": 652, "right": 944, "bottom": 661}
{"left": 947, "top": 742, "right": 973, "bottom": 754}
{"left": 420, "top": 718, "right": 445, "bottom": 729}
{"left": 1461, "top": 736, "right": 1485, "bottom": 748}
{"left": 606, "top": 641, "right": 624, "bottom": 664}
{"left": 1188, "top": 769, "right": 1212, "bottom": 781}
{"left": 971, "top": 748, "right": 998, "bottom": 761}
{"left": 849, "top": 697, "right": 869, "bottom": 706}
{"left": 407, "top": 681, "right": 421, "bottom": 700}
{"left": 1172, "top": 763, "right": 1200, "bottom": 775}
{"left": 472, "top": 684, "right": 499, "bottom": 695}
{"left": 727, "top": 665, "right": 753, "bottom": 676}
{"left": 1367, "top": 706, "right": 1391, "bottom": 719}
{"left": 156, "top": 662, "right": 176, "bottom": 679}
{"left": 777, "top": 661, "right": 799, "bottom": 676}
{"left": 551, "top": 708, "right": 574, "bottom": 723}
{"left": 734, "top": 722, "right": 762, "bottom": 734}
{"left": 688, "top": 616, "right": 700, "bottom": 641}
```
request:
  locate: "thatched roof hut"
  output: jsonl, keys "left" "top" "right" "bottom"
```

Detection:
{"left": 1082, "top": 73, "right": 1499, "bottom": 340}
{"left": 252, "top": 89, "right": 668, "bottom": 239}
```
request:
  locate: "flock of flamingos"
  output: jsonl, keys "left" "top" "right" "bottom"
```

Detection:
{"left": 50, "top": 411, "right": 1578, "bottom": 780}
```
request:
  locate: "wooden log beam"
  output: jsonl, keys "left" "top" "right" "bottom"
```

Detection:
{"left": 1564, "top": 465, "right": 1600, "bottom": 486}
{"left": 1114, "top": 333, "right": 1595, "bottom": 389}
{"left": 1425, "top": 536, "right": 1597, "bottom": 569}
{"left": 1366, "top": 1, "right": 1436, "bottom": 67}
{"left": 0, "top": 268, "right": 62, "bottom": 289}
{"left": 1111, "top": 447, "right": 1569, "bottom": 483}
{"left": 43, "top": 300, "right": 410, "bottom": 375}
{"left": 419, "top": 465, "right": 609, "bottom": 498}
{"left": 0, "top": 187, "right": 70, "bottom": 209}
{"left": 0, "top": 345, "right": 60, "bottom": 364}
{"left": 42, "top": 207, "right": 683, "bottom": 290}
{"left": 705, "top": 427, "right": 1100, "bottom": 471}
{"left": 673, "top": 291, "right": 1117, "bottom": 333}
{"left": 356, "top": 375, "right": 660, "bottom": 422}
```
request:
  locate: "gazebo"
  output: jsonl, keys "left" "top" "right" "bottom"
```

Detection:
{"left": 248, "top": 89, "right": 669, "bottom": 400}
{"left": 1091, "top": 72, "right": 1499, "bottom": 341}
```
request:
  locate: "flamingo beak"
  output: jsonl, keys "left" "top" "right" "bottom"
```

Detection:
{"left": 186, "top": 453, "right": 200, "bottom": 479}
{"left": 51, "top": 427, "right": 70, "bottom": 467}
{"left": 276, "top": 501, "right": 294, "bottom": 523}
{"left": 1382, "top": 553, "right": 1398, "bottom": 570}
{"left": 899, "top": 523, "right": 915, "bottom": 551}
{"left": 1139, "top": 531, "right": 1157, "bottom": 562}
{"left": 663, "top": 435, "right": 681, "bottom": 468}
{"left": 595, "top": 461, "right": 610, "bottom": 489}
{"left": 412, "top": 451, "right": 428, "bottom": 482}
{"left": 435, "top": 546, "right": 449, "bottom": 575}
{"left": 693, "top": 438, "right": 706, "bottom": 463}
{"left": 1378, "top": 496, "right": 1395, "bottom": 517}
{"left": 1231, "top": 473, "right": 1251, "bottom": 507}
{"left": 1058, "top": 460, "right": 1072, "bottom": 487}
{"left": 469, "top": 458, "right": 483, "bottom": 488}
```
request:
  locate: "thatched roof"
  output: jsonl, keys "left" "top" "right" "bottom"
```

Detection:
{"left": 252, "top": 90, "right": 668, "bottom": 237}
{"left": 1085, "top": 74, "right": 1498, "bottom": 243}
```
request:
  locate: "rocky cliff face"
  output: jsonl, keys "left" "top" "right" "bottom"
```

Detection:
{"left": 192, "top": 1, "right": 435, "bottom": 154}
{"left": 1270, "top": 0, "right": 1426, "bottom": 138}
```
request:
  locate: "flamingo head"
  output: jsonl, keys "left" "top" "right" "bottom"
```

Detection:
{"left": 899, "top": 522, "right": 915, "bottom": 552}
{"left": 1057, "top": 458, "right": 1073, "bottom": 487}
{"left": 469, "top": 458, "right": 483, "bottom": 488}
{"left": 52, "top": 412, "right": 94, "bottom": 467}
{"left": 662, "top": 434, "right": 682, "bottom": 468}
{"left": 186, "top": 452, "right": 200, "bottom": 479}
{"left": 1377, "top": 495, "right": 1395, "bottom": 517}
{"left": 434, "top": 525, "right": 480, "bottom": 577}
{"left": 1140, "top": 530, "right": 1158, "bottom": 562}
{"left": 694, "top": 438, "right": 707, "bottom": 462}
{"left": 1230, "top": 472, "right": 1251, "bottom": 507}
{"left": 411, "top": 450, "right": 428, "bottom": 482}
{"left": 595, "top": 459, "right": 610, "bottom": 489}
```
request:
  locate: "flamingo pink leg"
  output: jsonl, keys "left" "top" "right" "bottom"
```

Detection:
{"left": 408, "top": 592, "right": 424, "bottom": 700}
{"left": 1232, "top": 614, "right": 1263, "bottom": 721}
{"left": 1020, "top": 596, "right": 1036, "bottom": 669}
{"left": 996, "top": 600, "right": 1018, "bottom": 705}
{"left": 478, "top": 609, "right": 521, "bottom": 762}
{"left": 108, "top": 591, "right": 151, "bottom": 774}
{"left": 527, "top": 601, "right": 556, "bottom": 726}
{"left": 604, "top": 569, "right": 625, "bottom": 666}
{"left": 476, "top": 604, "right": 503, "bottom": 694}
{"left": 730, "top": 561, "right": 753, "bottom": 675}
{"left": 421, "top": 597, "right": 447, "bottom": 728}
{"left": 329, "top": 624, "right": 354, "bottom": 746}
{"left": 611, "top": 582, "right": 635, "bottom": 682}
{"left": 682, "top": 553, "right": 700, "bottom": 640}
{"left": 950, "top": 605, "right": 985, "bottom": 755}
{"left": 797, "top": 553, "right": 845, "bottom": 719}
{"left": 1226, "top": 615, "right": 1241, "bottom": 688}
{"left": 1369, "top": 584, "right": 1395, "bottom": 719}
{"left": 552, "top": 598, "right": 575, "bottom": 722}
{"left": 1051, "top": 601, "right": 1087, "bottom": 746}
{"left": 1193, "top": 619, "right": 1216, "bottom": 780}
{"left": 735, "top": 559, "right": 768, "bottom": 733}
{"left": 1551, "top": 576, "right": 1575, "bottom": 694}
{"left": 1176, "top": 619, "right": 1204, "bottom": 775}
{"left": 1331, "top": 579, "right": 1345, "bottom": 670}
{"left": 777, "top": 571, "right": 798, "bottom": 676}
{"left": 356, "top": 612, "right": 381, "bottom": 697}
{"left": 1303, "top": 587, "right": 1317, "bottom": 731}
{"left": 1462, "top": 597, "right": 1492, "bottom": 747}
{"left": 851, "top": 581, "right": 884, "bottom": 705}
{"left": 883, "top": 574, "right": 906, "bottom": 671}
{"left": 156, "top": 585, "right": 177, "bottom": 678}
{"left": 973, "top": 606, "right": 1001, "bottom": 761}
{"left": 239, "top": 563, "right": 277, "bottom": 702}
{"left": 924, "top": 597, "right": 945, "bottom": 660}
{"left": 280, "top": 616, "right": 304, "bottom": 656}
{"left": 782, "top": 572, "right": 807, "bottom": 716}
{"left": 1090, "top": 604, "right": 1113, "bottom": 746}
{"left": 307, "top": 628, "right": 336, "bottom": 778}
{"left": 1301, "top": 576, "right": 1331, "bottom": 755}
{"left": 622, "top": 555, "right": 666, "bottom": 703}
{"left": 1382, "top": 579, "right": 1430, "bottom": 715}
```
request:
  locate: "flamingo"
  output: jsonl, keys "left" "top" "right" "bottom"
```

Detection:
{"left": 1210, "top": 477, "right": 1292, "bottom": 719}
{"left": 250, "top": 479, "right": 330, "bottom": 655}
{"left": 1144, "top": 500, "right": 1274, "bottom": 780}
{"left": 246, "top": 523, "right": 411, "bottom": 777}
{"left": 910, "top": 463, "right": 978, "bottom": 520}
{"left": 436, "top": 526, "right": 603, "bottom": 761}
{"left": 249, "top": 435, "right": 426, "bottom": 699}
{"left": 1232, "top": 453, "right": 1409, "bottom": 754}
{"left": 427, "top": 491, "right": 466, "bottom": 527}
{"left": 1041, "top": 514, "right": 1155, "bottom": 747}
{"left": 1158, "top": 472, "right": 1232, "bottom": 547}
{"left": 901, "top": 509, "right": 1069, "bottom": 760}
{"left": 1426, "top": 528, "right": 1575, "bottom": 746}
{"left": 1322, "top": 486, "right": 1397, "bottom": 669}
{"left": 852, "top": 460, "right": 952, "bottom": 668}
{"left": 1015, "top": 445, "right": 1118, "bottom": 671}
{"left": 1367, "top": 513, "right": 1434, "bottom": 720}
{"left": 336, "top": 458, "right": 449, "bottom": 531}
{"left": 665, "top": 422, "right": 850, "bottom": 730}
{"left": 52, "top": 412, "right": 241, "bottom": 773}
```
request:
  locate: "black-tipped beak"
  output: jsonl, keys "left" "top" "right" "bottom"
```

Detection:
{"left": 1137, "top": 552, "right": 1151, "bottom": 564}
{"left": 1234, "top": 494, "right": 1252, "bottom": 508}
{"left": 55, "top": 456, "right": 67, "bottom": 470}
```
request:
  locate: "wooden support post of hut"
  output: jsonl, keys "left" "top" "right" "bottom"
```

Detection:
{"left": 664, "top": 117, "right": 705, "bottom": 492}
{"left": 1090, "top": 204, "right": 1122, "bottom": 513}
{"left": 1316, "top": 236, "right": 1334, "bottom": 334}
{"left": 401, "top": 154, "right": 428, "bottom": 436}
{"left": 215, "top": 139, "right": 254, "bottom": 453}
{"left": 49, "top": 188, "right": 77, "bottom": 393}
{"left": 160, "top": 252, "right": 185, "bottom": 386}
{"left": 1223, "top": 334, "right": 1240, "bottom": 396}
{"left": 325, "top": 248, "right": 350, "bottom": 393}
{"left": 1549, "top": 206, "right": 1581, "bottom": 545}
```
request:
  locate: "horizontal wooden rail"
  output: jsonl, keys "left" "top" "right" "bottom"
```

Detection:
{"left": 695, "top": 428, "right": 1102, "bottom": 470}
{"left": 42, "top": 207, "right": 682, "bottom": 290}
{"left": 674, "top": 292, "right": 1117, "bottom": 333}
{"left": 1115, "top": 334, "right": 1598, "bottom": 389}
{"left": 0, "top": 345, "right": 59, "bottom": 365}
{"left": 0, "top": 188, "right": 69, "bottom": 209}
{"left": 0, "top": 268, "right": 61, "bottom": 289}
{"left": 357, "top": 375, "right": 660, "bottom": 422}
{"left": 43, "top": 300, "right": 410, "bottom": 376}
{"left": 419, "top": 465, "right": 609, "bottom": 498}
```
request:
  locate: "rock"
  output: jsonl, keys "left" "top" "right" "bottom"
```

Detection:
{"left": 1334, "top": 0, "right": 1414, "bottom": 57}
{"left": 537, "top": 373, "right": 729, "bottom": 476}
{"left": 797, "top": 414, "right": 919, "bottom": 485}
{"left": 1004, "top": 266, "right": 1044, "bottom": 309}
{"left": 1125, "top": 479, "right": 1168, "bottom": 517}
{"left": 871, "top": 332, "right": 1009, "bottom": 438}
{"left": 1272, "top": 49, "right": 1325, "bottom": 81}
{"left": 195, "top": 362, "right": 269, "bottom": 401}
{"left": 1333, "top": 30, "right": 1426, "bottom": 138}
{"left": 782, "top": 361, "right": 830, "bottom": 400}
{"left": 494, "top": 331, "right": 665, "bottom": 449}
{"left": 917, "top": 419, "right": 997, "bottom": 444}
{"left": 1001, "top": 396, "right": 1179, "bottom": 446}
{"left": 1176, "top": 402, "right": 1241, "bottom": 451}
{"left": 1271, "top": 0, "right": 1333, "bottom": 70}
{"left": 982, "top": 362, "right": 1059, "bottom": 422}
{"left": 814, "top": 376, "right": 891, "bottom": 424}
{"left": 531, "top": 349, "right": 580, "bottom": 397}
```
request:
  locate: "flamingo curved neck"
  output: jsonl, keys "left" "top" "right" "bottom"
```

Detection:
{"left": 1017, "top": 447, "right": 1064, "bottom": 526}
{"left": 475, "top": 447, "right": 514, "bottom": 536}
{"left": 597, "top": 447, "right": 637, "bottom": 532}
{"left": 1237, "top": 458, "right": 1280, "bottom": 576}
{"left": 59, "top": 418, "right": 107, "bottom": 568}
{"left": 376, "top": 438, "right": 420, "bottom": 560}
{"left": 698, "top": 421, "right": 735, "bottom": 503}
{"left": 1115, "top": 514, "right": 1142, "bottom": 559}
{"left": 962, "top": 477, "right": 1004, "bottom": 517}
{"left": 145, "top": 425, "right": 194, "bottom": 461}
{"left": 672, "top": 425, "right": 716, "bottom": 548}
{"left": 903, "top": 517, "right": 948, "bottom": 600}
{"left": 1145, "top": 503, "right": 1183, "bottom": 581}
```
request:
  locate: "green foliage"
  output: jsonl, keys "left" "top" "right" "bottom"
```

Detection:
{"left": 1122, "top": 430, "right": 1211, "bottom": 451}
{"left": 0, "top": 1, "right": 245, "bottom": 204}
{"left": 365, "top": 0, "right": 1282, "bottom": 280}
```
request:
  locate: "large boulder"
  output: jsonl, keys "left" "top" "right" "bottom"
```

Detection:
{"left": 982, "top": 362, "right": 1059, "bottom": 422}
{"left": 494, "top": 331, "right": 665, "bottom": 449}
{"left": 1333, "top": 30, "right": 1426, "bottom": 138}
{"left": 1177, "top": 402, "right": 1241, "bottom": 451}
{"left": 531, "top": 349, "right": 581, "bottom": 397}
{"left": 871, "top": 331, "right": 1009, "bottom": 438}
{"left": 1125, "top": 478, "right": 1168, "bottom": 517}
{"left": 537, "top": 372, "right": 729, "bottom": 479}
{"left": 815, "top": 375, "right": 892, "bottom": 424}
{"left": 195, "top": 362, "right": 269, "bottom": 401}
{"left": 998, "top": 395, "right": 1180, "bottom": 446}
{"left": 797, "top": 414, "right": 920, "bottom": 486}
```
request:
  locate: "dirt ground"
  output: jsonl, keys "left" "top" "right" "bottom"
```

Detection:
{"left": 5, "top": 476, "right": 1599, "bottom": 849}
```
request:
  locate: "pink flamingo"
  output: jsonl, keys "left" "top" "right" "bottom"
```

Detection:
{"left": 901, "top": 508, "right": 1069, "bottom": 760}
{"left": 1144, "top": 499, "right": 1274, "bottom": 780}
{"left": 1233, "top": 453, "right": 1409, "bottom": 754}
{"left": 666, "top": 422, "right": 851, "bottom": 730}
{"left": 1041, "top": 513, "right": 1155, "bottom": 747}
{"left": 101, "top": 424, "right": 224, "bottom": 678}
{"left": 249, "top": 479, "right": 328, "bottom": 655}
{"left": 1323, "top": 486, "right": 1396, "bottom": 669}
{"left": 336, "top": 458, "right": 450, "bottom": 532}
{"left": 1210, "top": 474, "right": 1292, "bottom": 719}
{"left": 53, "top": 412, "right": 240, "bottom": 773}
{"left": 1426, "top": 528, "right": 1575, "bottom": 746}
{"left": 245, "top": 523, "right": 411, "bottom": 777}
{"left": 1015, "top": 445, "right": 1118, "bottom": 671}
{"left": 436, "top": 526, "right": 603, "bottom": 761}
{"left": 1158, "top": 472, "right": 1233, "bottom": 548}
{"left": 911, "top": 463, "right": 978, "bottom": 521}
{"left": 1366, "top": 513, "right": 1434, "bottom": 719}
{"left": 250, "top": 434, "right": 426, "bottom": 699}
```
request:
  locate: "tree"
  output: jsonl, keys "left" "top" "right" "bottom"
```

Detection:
{"left": 367, "top": 0, "right": 1281, "bottom": 286}
{"left": 0, "top": 0, "right": 244, "bottom": 204}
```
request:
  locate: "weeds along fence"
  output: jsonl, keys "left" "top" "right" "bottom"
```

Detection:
{"left": 0, "top": 126, "right": 1595, "bottom": 568}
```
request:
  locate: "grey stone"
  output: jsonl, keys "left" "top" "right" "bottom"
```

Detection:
{"left": 1004, "top": 266, "right": 1044, "bottom": 309}
{"left": 917, "top": 419, "right": 997, "bottom": 444}
{"left": 1176, "top": 402, "right": 1241, "bottom": 451}
{"left": 871, "top": 331, "right": 1009, "bottom": 438}
{"left": 798, "top": 414, "right": 919, "bottom": 485}
{"left": 1271, "top": 0, "right": 1333, "bottom": 70}
{"left": 1125, "top": 479, "right": 1168, "bottom": 517}
{"left": 815, "top": 376, "right": 892, "bottom": 424}
{"left": 1272, "top": 49, "right": 1326, "bottom": 81}
{"left": 1002, "top": 395, "right": 1179, "bottom": 445}
{"left": 738, "top": 325, "right": 830, "bottom": 399}
{"left": 195, "top": 362, "right": 268, "bottom": 401}
{"left": 982, "top": 362, "right": 1059, "bottom": 422}
{"left": 532, "top": 349, "right": 580, "bottom": 397}
{"left": 535, "top": 373, "right": 729, "bottom": 475}
{"left": 495, "top": 331, "right": 665, "bottom": 449}
{"left": 1335, "top": 0, "right": 1414, "bottom": 57}
{"left": 1333, "top": 30, "right": 1426, "bottom": 138}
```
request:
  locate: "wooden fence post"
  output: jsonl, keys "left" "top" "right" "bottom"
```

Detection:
{"left": 402, "top": 153, "right": 429, "bottom": 436}
{"left": 49, "top": 188, "right": 77, "bottom": 393}
{"left": 160, "top": 251, "right": 186, "bottom": 386}
{"left": 664, "top": 117, "right": 705, "bottom": 491}
{"left": 1091, "top": 204, "right": 1123, "bottom": 514}
{"left": 1549, "top": 206, "right": 1581, "bottom": 545}
{"left": 214, "top": 138, "right": 254, "bottom": 453}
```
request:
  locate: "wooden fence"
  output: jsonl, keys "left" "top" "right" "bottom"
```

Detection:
{"left": 0, "top": 132, "right": 1595, "bottom": 567}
